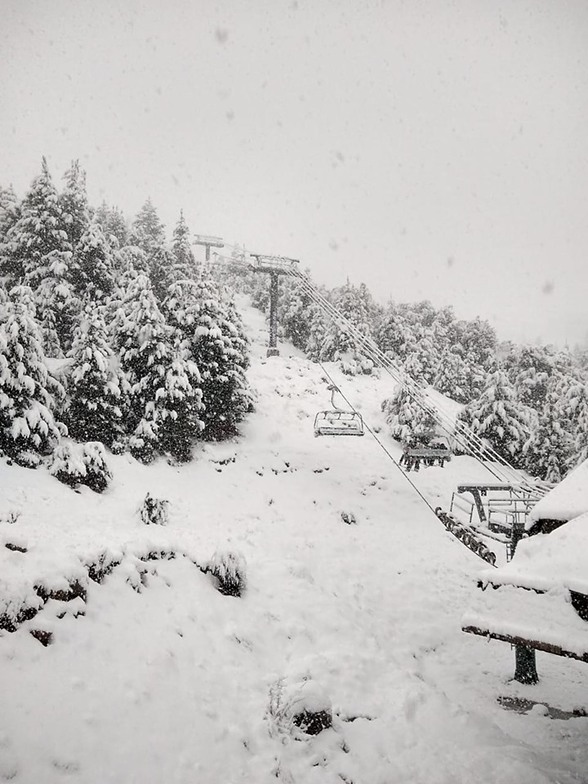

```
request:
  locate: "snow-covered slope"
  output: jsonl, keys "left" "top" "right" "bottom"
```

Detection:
{"left": 1, "top": 301, "right": 587, "bottom": 784}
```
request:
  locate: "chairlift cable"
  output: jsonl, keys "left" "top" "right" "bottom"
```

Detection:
{"left": 287, "top": 271, "right": 503, "bottom": 469}
{"left": 317, "top": 362, "right": 440, "bottom": 517}
{"left": 212, "top": 247, "right": 544, "bottom": 499}
{"left": 316, "top": 364, "right": 499, "bottom": 567}
{"left": 286, "top": 268, "right": 535, "bottom": 492}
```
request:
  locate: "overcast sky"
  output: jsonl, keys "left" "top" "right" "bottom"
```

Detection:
{"left": 1, "top": 0, "right": 587, "bottom": 346}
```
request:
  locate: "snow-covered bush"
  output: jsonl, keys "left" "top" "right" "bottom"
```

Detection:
{"left": 139, "top": 493, "right": 169, "bottom": 526}
{"left": 0, "top": 509, "right": 21, "bottom": 525}
{"left": 49, "top": 441, "right": 112, "bottom": 492}
{"left": 267, "top": 677, "right": 333, "bottom": 739}
{"left": 49, "top": 443, "right": 87, "bottom": 488}
{"left": 81, "top": 441, "right": 113, "bottom": 493}
{"left": 205, "top": 549, "right": 247, "bottom": 596}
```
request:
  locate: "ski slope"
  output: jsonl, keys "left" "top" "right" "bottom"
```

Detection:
{"left": 0, "top": 300, "right": 587, "bottom": 784}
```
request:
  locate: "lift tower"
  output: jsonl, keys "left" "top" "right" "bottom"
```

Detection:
{"left": 249, "top": 254, "right": 299, "bottom": 356}
{"left": 194, "top": 235, "right": 224, "bottom": 262}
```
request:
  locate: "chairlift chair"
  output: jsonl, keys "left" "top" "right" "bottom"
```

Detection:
{"left": 313, "top": 384, "right": 364, "bottom": 437}
{"left": 400, "top": 434, "right": 451, "bottom": 471}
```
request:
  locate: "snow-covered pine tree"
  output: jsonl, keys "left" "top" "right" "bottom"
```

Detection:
{"left": 75, "top": 217, "right": 115, "bottom": 303}
{"left": 150, "top": 246, "right": 176, "bottom": 302}
{"left": 216, "top": 295, "right": 253, "bottom": 429}
{"left": 171, "top": 211, "right": 197, "bottom": 282}
{"left": 64, "top": 306, "right": 126, "bottom": 448}
{"left": 523, "top": 376, "right": 574, "bottom": 482}
{"left": 114, "top": 246, "right": 149, "bottom": 280}
{"left": 0, "top": 286, "right": 63, "bottom": 462}
{"left": 156, "top": 353, "right": 204, "bottom": 462}
{"left": 39, "top": 305, "right": 63, "bottom": 359}
{"left": 317, "top": 281, "right": 376, "bottom": 368}
{"left": 574, "top": 344, "right": 588, "bottom": 373}
{"left": 129, "top": 199, "right": 171, "bottom": 299}
{"left": 278, "top": 274, "right": 314, "bottom": 351}
{"left": 95, "top": 202, "right": 129, "bottom": 250}
{"left": 403, "top": 330, "right": 438, "bottom": 384}
{"left": 33, "top": 250, "right": 80, "bottom": 356}
{"left": 0, "top": 185, "right": 21, "bottom": 248}
{"left": 249, "top": 272, "right": 270, "bottom": 312}
{"left": 304, "top": 300, "right": 329, "bottom": 362}
{"left": 114, "top": 274, "right": 203, "bottom": 461}
{"left": 129, "top": 199, "right": 166, "bottom": 257}
{"left": 4, "top": 158, "right": 72, "bottom": 286}
{"left": 374, "top": 303, "right": 415, "bottom": 362}
{"left": 429, "top": 305, "right": 456, "bottom": 355}
{"left": 60, "top": 160, "right": 91, "bottom": 251}
{"left": 505, "top": 345, "right": 555, "bottom": 412}
{"left": 163, "top": 275, "right": 249, "bottom": 441}
{"left": 454, "top": 316, "right": 497, "bottom": 369}
{"left": 564, "top": 377, "right": 588, "bottom": 469}
{"left": 432, "top": 349, "right": 472, "bottom": 403}
{"left": 381, "top": 383, "right": 438, "bottom": 447}
{"left": 457, "top": 367, "right": 531, "bottom": 466}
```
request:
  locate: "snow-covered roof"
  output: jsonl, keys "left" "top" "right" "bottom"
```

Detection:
{"left": 529, "top": 458, "right": 588, "bottom": 524}
{"left": 478, "top": 510, "right": 588, "bottom": 595}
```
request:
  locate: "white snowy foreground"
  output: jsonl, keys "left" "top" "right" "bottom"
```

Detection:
{"left": 1, "top": 303, "right": 587, "bottom": 784}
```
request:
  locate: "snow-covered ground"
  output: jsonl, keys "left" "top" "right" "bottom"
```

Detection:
{"left": 1, "top": 302, "right": 587, "bottom": 784}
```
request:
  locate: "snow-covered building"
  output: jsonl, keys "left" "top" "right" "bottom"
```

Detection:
{"left": 527, "top": 459, "right": 588, "bottom": 534}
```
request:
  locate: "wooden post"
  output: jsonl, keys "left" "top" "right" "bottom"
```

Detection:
{"left": 267, "top": 272, "right": 280, "bottom": 357}
{"left": 514, "top": 645, "right": 538, "bottom": 684}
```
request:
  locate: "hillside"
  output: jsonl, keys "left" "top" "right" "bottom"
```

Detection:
{"left": 1, "top": 300, "right": 587, "bottom": 784}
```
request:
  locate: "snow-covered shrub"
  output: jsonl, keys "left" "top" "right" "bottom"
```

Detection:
{"left": 267, "top": 677, "right": 333, "bottom": 739}
{"left": 86, "top": 549, "right": 123, "bottom": 584}
{"left": 139, "top": 493, "right": 169, "bottom": 526}
{"left": 110, "top": 437, "right": 127, "bottom": 456}
{"left": 49, "top": 441, "right": 112, "bottom": 492}
{"left": 49, "top": 443, "right": 87, "bottom": 488}
{"left": 81, "top": 442, "right": 113, "bottom": 493}
{"left": 205, "top": 549, "right": 247, "bottom": 596}
{"left": 0, "top": 509, "right": 21, "bottom": 525}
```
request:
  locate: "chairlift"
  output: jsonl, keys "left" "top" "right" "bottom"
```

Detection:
{"left": 399, "top": 434, "right": 451, "bottom": 471}
{"left": 313, "top": 384, "right": 364, "bottom": 437}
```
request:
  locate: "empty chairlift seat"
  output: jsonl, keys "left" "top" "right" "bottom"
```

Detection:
{"left": 313, "top": 384, "right": 364, "bottom": 437}
{"left": 314, "top": 410, "right": 364, "bottom": 437}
